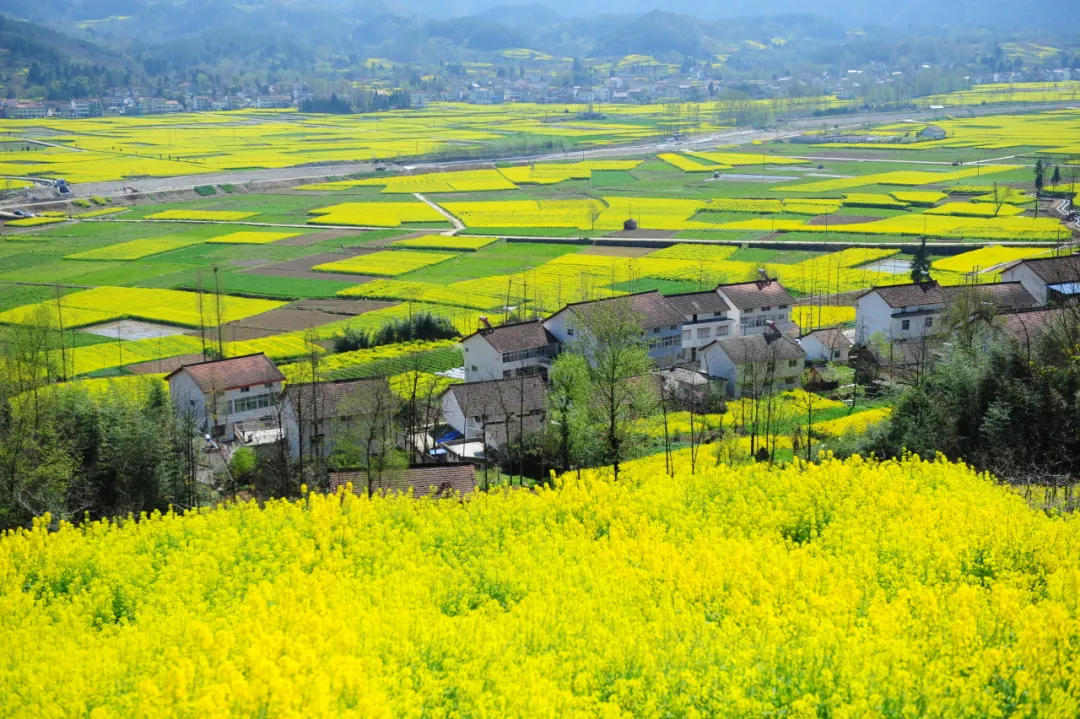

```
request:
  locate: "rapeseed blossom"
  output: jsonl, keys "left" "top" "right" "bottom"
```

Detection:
{"left": 2, "top": 452, "right": 1080, "bottom": 717}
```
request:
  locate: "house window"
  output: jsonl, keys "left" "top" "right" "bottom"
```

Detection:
{"left": 788, "top": 359, "right": 799, "bottom": 368}
{"left": 714, "top": 311, "right": 724, "bottom": 317}
{"left": 925, "top": 316, "right": 934, "bottom": 327}
{"left": 567, "top": 328, "right": 574, "bottom": 336}
{"left": 240, "top": 386, "right": 250, "bottom": 393}
{"left": 682, "top": 329, "right": 691, "bottom": 341}
{"left": 231, "top": 393, "right": 273, "bottom": 414}
{"left": 755, "top": 317, "right": 766, "bottom": 327}
{"left": 901, "top": 319, "right": 910, "bottom": 331}
{"left": 696, "top": 327, "right": 711, "bottom": 339}
{"left": 264, "top": 383, "right": 273, "bottom": 389}
{"left": 762, "top": 306, "right": 772, "bottom": 312}
{"left": 653, "top": 327, "right": 661, "bottom": 334}
{"left": 717, "top": 325, "right": 730, "bottom": 337}
{"left": 779, "top": 304, "right": 788, "bottom": 309}
{"left": 503, "top": 370, "right": 512, "bottom": 378}
{"left": 832, "top": 350, "right": 841, "bottom": 359}
{"left": 670, "top": 324, "right": 677, "bottom": 331}
{"left": 786, "top": 376, "right": 797, "bottom": 386}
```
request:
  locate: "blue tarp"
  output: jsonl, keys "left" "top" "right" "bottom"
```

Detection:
{"left": 1047, "top": 282, "right": 1080, "bottom": 296}
{"left": 436, "top": 429, "right": 463, "bottom": 444}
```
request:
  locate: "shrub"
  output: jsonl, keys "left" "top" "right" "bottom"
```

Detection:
{"left": 194, "top": 185, "right": 217, "bottom": 196}
{"left": 332, "top": 311, "right": 459, "bottom": 352}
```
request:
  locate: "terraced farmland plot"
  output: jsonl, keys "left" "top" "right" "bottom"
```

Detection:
{"left": 312, "top": 250, "right": 456, "bottom": 276}
{"left": 206, "top": 231, "right": 303, "bottom": 244}
{"left": 931, "top": 245, "right": 1055, "bottom": 274}
{"left": 64, "top": 237, "right": 203, "bottom": 261}
{"left": 0, "top": 287, "right": 285, "bottom": 329}
{"left": 390, "top": 235, "right": 500, "bottom": 251}
{"left": 307, "top": 202, "right": 446, "bottom": 227}
{"left": 145, "top": 210, "right": 257, "bottom": 221}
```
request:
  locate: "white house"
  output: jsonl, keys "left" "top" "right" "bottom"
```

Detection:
{"left": 716, "top": 277, "right": 797, "bottom": 337}
{"left": 461, "top": 320, "right": 560, "bottom": 382}
{"left": 665, "top": 290, "right": 738, "bottom": 361}
{"left": 801, "top": 328, "right": 853, "bottom": 363}
{"left": 855, "top": 281, "right": 1037, "bottom": 344}
{"left": 441, "top": 376, "right": 547, "bottom": 452}
{"left": 166, "top": 353, "right": 287, "bottom": 441}
{"left": 918, "top": 125, "right": 947, "bottom": 141}
{"left": 543, "top": 291, "right": 685, "bottom": 368}
{"left": 1001, "top": 255, "right": 1080, "bottom": 306}
{"left": 284, "top": 377, "right": 393, "bottom": 461}
{"left": 698, "top": 331, "right": 806, "bottom": 398}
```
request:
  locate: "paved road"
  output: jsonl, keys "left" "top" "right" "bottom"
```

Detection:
{"left": 414, "top": 192, "right": 464, "bottom": 233}
{"left": 17, "top": 100, "right": 1070, "bottom": 203}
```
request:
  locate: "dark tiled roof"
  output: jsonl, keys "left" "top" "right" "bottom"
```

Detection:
{"left": 804, "top": 328, "right": 852, "bottom": 349}
{"left": 485, "top": 413, "right": 548, "bottom": 447}
{"left": 467, "top": 321, "right": 558, "bottom": 353}
{"left": 942, "top": 282, "right": 1037, "bottom": 311}
{"left": 329, "top": 464, "right": 476, "bottom": 498}
{"left": 716, "top": 279, "right": 795, "bottom": 310}
{"left": 559, "top": 291, "right": 684, "bottom": 329}
{"left": 287, "top": 377, "right": 393, "bottom": 420}
{"left": 998, "top": 308, "right": 1067, "bottom": 346}
{"left": 708, "top": 334, "right": 806, "bottom": 364}
{"left": 165, "top": 353, "right": 284, "bottom": 393}
{"left": 867, "top": 281, "right": 946, "bottom": 308}
{"left": 447, "top": 375, "right": 547, "bottom": 419}
{"left": 1010, "top": 256, "right": 1080, "bottom": 284}
{"left": 664, "top": 290, "right": 734, "bottom": 317}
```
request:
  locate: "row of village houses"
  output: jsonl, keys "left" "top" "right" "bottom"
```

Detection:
{"left": 165, "top": 254, "right": 1080, "bottom": 481}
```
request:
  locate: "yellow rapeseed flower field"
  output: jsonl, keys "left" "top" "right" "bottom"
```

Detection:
{"left": 2, "top": 453, "right": 1079, "bottom": 716}
{"left": 64, "top": 237, "right": 203, "bottom": 261}
{"left": 312, "top": 250, "right": 456, "bottom": 276}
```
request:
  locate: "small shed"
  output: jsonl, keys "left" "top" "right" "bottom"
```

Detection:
{"left": 623, "top": 217, "right": 638, "bottom": 231}
{"left": 918, "top": 125, "right": 946, "bottom": 141}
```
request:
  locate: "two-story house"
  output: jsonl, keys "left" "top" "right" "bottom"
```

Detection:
{"left": 716, "top": 277, "right": 797, "bottom": 336}
{"left": 284, "top": 377, "right": 393, "bottom": 461}
{"left": 1001, "top": 255, "right": 1080, "bottom": 306}
{"left": 665, "top": 290, "right": 738, "bottom": 361}
{"left": 166, "top": 353, "right": 286, "bottom": 441}
{"left": 855, "top": 281, "right": 1037, "bottom": 344}
{"left": 461, "top": 320, "right": 560, "bottom": 382}
{"left": 543, "top": 291, "right": 685, "bottom": 368}
{"left": 441, "top": 376, "right": 548, "bottom": 454}
{"left": 698, "top": 330, "right": 807, "bottom": 398}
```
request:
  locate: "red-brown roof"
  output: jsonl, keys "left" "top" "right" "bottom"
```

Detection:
{"left": 863, "top": 281, "right": 945, "bottom": 309}
{"left": 465, "top": 320, "right": 558, "bottom": 353}
{"left": 552, "top": 291, "right": 684, "bottom": 329}
{"left": 329, "top": 464, "right": 476, "bottom": 498}
{"left": 664, "top": 290, "right": 734, "bottom": 317}
{"left": 715, "top": 279, "right": 794, "bottom": 310}
{"left": 165, "top": 353, "right": 284, "bottom": 393}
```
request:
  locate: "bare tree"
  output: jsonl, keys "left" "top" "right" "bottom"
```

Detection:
{"left": 991, "top": 181, "right": 1007, "bottom": 217}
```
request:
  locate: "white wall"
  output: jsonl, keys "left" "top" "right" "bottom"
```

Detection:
{"left": 462, "top": 335, "right": 503, "bottom": 382}
{"left": 1001, "top": 264, "right": 1049, "bottom": 306}
{"left": 737, "top": 306, "right": 795, "bottom": 336}
{"left": 802, "top": 336, "right": 849, "bottom": 363}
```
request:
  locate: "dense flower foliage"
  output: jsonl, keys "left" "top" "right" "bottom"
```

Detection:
{"left": 2, "top": 453, "right": 1079, "bottom": 717}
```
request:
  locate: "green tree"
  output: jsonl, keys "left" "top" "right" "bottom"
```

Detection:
{"left": 910, "top": 236, "right": 932, "bottom": 284}
{"left": 566, "top": 298, "right": 658, "bottom": 480}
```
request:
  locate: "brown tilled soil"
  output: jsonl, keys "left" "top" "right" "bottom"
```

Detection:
{"left": 291, "top": 298, "right": 398, "bottom": 315}
{"left": 806, "top": 214, "right": 882, "bottom": 226}
{"left": 276, "top": 229, "right": 365, "bottom": 247}
{"left": 582, "top": 245, "right": 656, "bottom": 257}
{"left": 126, "top": 353, "right": 206, "bottom": 375}
{"left": 606, "top": 229, "right": 679, "bottom": 239}
{"left": 794, "top": 290, "right": 865, "bottom": 306}
{"left": 240, "top": 251, "right": 378, "bottom": 283}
